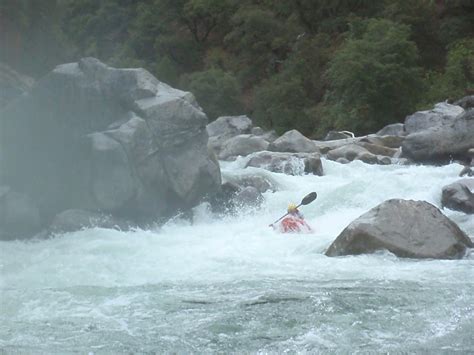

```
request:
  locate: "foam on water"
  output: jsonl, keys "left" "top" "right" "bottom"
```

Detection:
{"left": 1, "top": 159, "right": 473, "bottom": 352}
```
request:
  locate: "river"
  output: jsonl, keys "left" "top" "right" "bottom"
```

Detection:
{"left": 1, "top": 158, "right": 473, "bottom": 353}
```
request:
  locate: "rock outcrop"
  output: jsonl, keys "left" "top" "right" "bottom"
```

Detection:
{"left": 325, "top": 199, "right": 473, "bottom": 259}
{"left": 0, "top": 58, "right": 221, "bottom": 238}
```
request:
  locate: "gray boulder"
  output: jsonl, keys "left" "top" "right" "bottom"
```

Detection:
{"left": 441, "top": 179, "right": 474, "bottom": 214}
{"left": 404, "top": 102, "right": 464, "bottom": 134}
{"left": 0, "top": 58, "right": 221, "bottom": 228}
{"left": 269, "top": 129, "right": 319, "bottom": 153}
{"left": 0, "top": 186, "right": 41, "bottom": 240}
{"left": 402, "top": 108, "right": 474, "bottom": 162}
{"left": 207, "top": 115, "right": 253, "bottom": 154}
{"left": 245, "top": 151, "right": 323, "bottom": 176}
{"left": 218, "top": 134, "right": 269, "bottom": 160}
{"left": 325, "top": 199, "right": 473, "bottom": 259}
{"left": 49, "top": 209, "right": 130, "bottom": 234}
{"left": 376, "top": 123, "right": 405, "bottom": 136}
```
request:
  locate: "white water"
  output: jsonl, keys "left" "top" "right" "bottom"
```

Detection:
{"left": 1, "top": 159, "right": 473, "bottom": 353}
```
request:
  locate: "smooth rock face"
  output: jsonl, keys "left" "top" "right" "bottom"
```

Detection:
{"left": 454, "top": 95, "right": 474, "bottom": 110}
{"left": 442, "top": 179, "right": 474, "bottom": 214}
{"left": 325, "top": 199, "right": 473, "bottom": 259}
{"left": 0, "top": 57, "right": 221, "bottom": 231}
{"left": 269, "top": 129, "right": 319, "bottom": 153}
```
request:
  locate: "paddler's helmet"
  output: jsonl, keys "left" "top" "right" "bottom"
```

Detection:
{"left": 287, "top": 203, "right": 298, "bottom": 213}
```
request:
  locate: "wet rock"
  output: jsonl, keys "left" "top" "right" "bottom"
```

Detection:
{"left": 325, "top": 199, "right": 473, "bottom": 259}
{"left": 269, "top": 129, "right": 319, "bottom": 153}
{"left": 245, "top": 151, "right": 323, "bottom": 176}
{"left": 224, "top": 173, "right": 277, "bottom": 193}
{"left": 233, "top": 186, "right": 264, "bottom": 209}
{"left": 49, "top": 209, "right": 130, "bottom": 234}
{"left": 441, "top": 179, "right": 474, "bottom": 214}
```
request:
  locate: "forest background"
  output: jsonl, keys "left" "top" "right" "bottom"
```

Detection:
{"left": 1, "top": 0, "right": 473, "bottom": 137}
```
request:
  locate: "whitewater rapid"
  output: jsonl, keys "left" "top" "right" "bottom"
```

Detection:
{"left": 1, "top": 159, "right": 473, "bottom": 353}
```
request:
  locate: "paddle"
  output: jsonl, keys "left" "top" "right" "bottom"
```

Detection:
{"left": 269, "top": 192, "right": 317, "bottom": 227}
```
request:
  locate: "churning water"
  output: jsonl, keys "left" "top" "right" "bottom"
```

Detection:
{"left": 1, "top": 159, "right": 473, "bottom": 353}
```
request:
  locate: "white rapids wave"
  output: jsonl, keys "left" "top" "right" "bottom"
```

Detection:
{"left": 1, "top": 158, "right": 473, "bottom": 353}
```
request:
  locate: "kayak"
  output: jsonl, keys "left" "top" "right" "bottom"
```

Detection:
{"left": 278, "top": 216, "right": 312, "bottom": 233}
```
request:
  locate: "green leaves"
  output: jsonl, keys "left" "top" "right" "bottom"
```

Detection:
{"left": 323, "top": 19, "right": 423, "bottom": 135}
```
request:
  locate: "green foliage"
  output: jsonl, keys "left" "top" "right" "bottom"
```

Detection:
{"left": 322, "top": 18, "right": 423, "bottom": 135}
{"left": 183, "top": 68, "right": 242, "bottom": 120}
{"left": 254, "top": 73, "right": 311, "bottom": 135}
{"left": 2, "top": 0, "right": 472, "bottom": 137}
{"left": 420, "top": 39, "right": 474, "bottom": 106}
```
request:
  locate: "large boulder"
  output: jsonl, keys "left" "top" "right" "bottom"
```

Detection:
{"left": 403, "top": 109, "right": 474, "bottom": 162}
{"left": 0, "top": 186, "right": 41, "bottom": 240}
{"left": 0, "top": 58, "right": 221, "bottom": 229}
{"left": 401, "top": 103, "right": 473, "bottom": 162}
{"left": 218, "top": 134, "right": 269, "bottom": 160}
{"left": 325, "top": 199, "right": 473, "bottom": 259}
{"left": 441, "top": 179, "right": 474, "bottom": 214}
{"left": 404, "top": 102, "right": 464, "bottom": 134}
{"left": 269, "top": 129, "right": 319, "bottom": 153}
{"left": 245, "top": 151, "right": 323, "bottom": 176}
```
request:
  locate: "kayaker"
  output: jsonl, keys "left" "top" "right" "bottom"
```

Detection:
{"left": 287, "top": 203, "right": 304, "bottom": 218}
{"left": 280, "top": 203, "right": 312, "bottom": 232}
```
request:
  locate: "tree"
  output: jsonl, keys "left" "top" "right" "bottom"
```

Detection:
{"left": 322, "top": 18, "right": 423, "bottom": 135}
{"left": 184, "top": 68, "right": 242, "bottom": 120}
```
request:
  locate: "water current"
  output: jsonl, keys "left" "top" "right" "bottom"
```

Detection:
{"left": 1, "top": 158, "right": 473, "bottom": 353}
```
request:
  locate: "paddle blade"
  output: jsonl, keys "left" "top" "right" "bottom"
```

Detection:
{"left": 300, "top": 192, "right": 317, "bottom": 205}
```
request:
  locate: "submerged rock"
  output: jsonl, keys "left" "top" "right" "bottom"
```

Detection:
{"left": 441, "top": 179, "right": 474, "bottom": 214}
{"left": 325, "top": 199, "right": 473, "bottom": 259}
